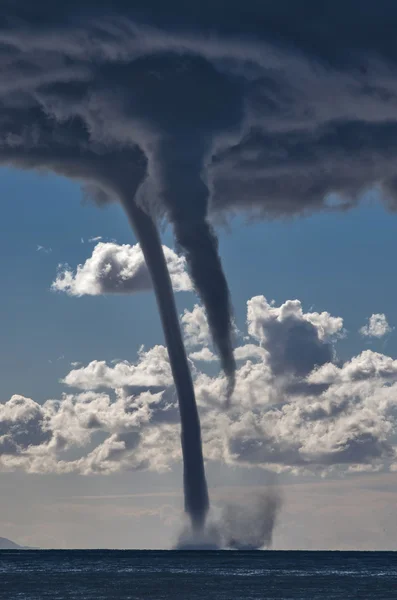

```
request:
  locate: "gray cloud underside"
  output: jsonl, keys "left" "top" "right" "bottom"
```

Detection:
{"left": 2, "top": 2, "right": 397, "bottom": 216}
{"left": 1, "top": 296, "right": 396, "bottom": 476}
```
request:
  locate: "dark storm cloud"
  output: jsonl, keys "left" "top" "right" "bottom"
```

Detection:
{"left": 2, "top": 3, "right": 397, "bottom": 219}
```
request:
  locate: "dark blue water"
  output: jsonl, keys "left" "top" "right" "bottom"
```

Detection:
{"left": 0, "top": 550, "right": 396, "bottom": 599}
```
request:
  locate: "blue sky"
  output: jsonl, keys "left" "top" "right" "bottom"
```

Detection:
{"left": 1, "top": 166, "right": 396, "bottom": 403}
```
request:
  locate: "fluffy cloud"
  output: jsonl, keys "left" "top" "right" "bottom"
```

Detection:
{"left": 189, "top": 347, "right": 217, "bottom": 362}
{"left": 360, "top": 314, "right": 392, "bottom": 338}
{"left": 2, "top": 295, "right": 397, "bottom": 476}
{"left": 63, "top": 345, "right": 173, "bottom": 391}
{"left": 247, "top": 296, "right": 344, "bottom": 377}
{"left": 0, "top": 395, "right": 51, "bottom": 455}
{"left": 52, "top": 242, "right": 192, "bottom": 296}
{"left": 181, "top": 305, "right": 212, "bottom": 348}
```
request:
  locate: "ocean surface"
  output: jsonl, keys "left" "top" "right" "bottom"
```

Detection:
{"left": 0, "top": 550, "right": 396, "bottom": 599}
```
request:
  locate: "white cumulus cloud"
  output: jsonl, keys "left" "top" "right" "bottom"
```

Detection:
{"left": 52, "top": 242, "right": 192, "bottom": 296}
{"left": 189, "top": 347, "right": 218, "bottom": 362}
{"left": 1, "top": 295, "right": 397, "bottom": 477}
{"left": 360, "top": 313, "right": 393, "bottom": 338}
{"left": 181, "top": 305, "right": 211, "bottom": 348}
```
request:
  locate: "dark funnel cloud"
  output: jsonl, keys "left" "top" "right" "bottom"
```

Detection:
{"left": 123, "top": 200, "right": 209, "bottom": 530}
{"left": 4, "top": 0, "right": 397, "bottom": 529}
{"left": 121, "top": 52, "right": 240, "bottom": 399}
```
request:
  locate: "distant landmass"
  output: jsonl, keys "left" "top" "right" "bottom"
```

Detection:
{"left": 0, "top": 537, "right": 33, "bottom": 550}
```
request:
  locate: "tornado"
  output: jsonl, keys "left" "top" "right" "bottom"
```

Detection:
{"left": 122, "top": 196, "right": 209, "bottom": 531}
{"left": 119, "top": 52, "right": 239, "bottom": 401}
{"left": 149, "top": 138, "right": 236, "bottom": 401}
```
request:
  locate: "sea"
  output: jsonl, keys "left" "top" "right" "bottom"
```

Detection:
{"left": 0, "top": 550, "right": 396, "bottom": 599}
